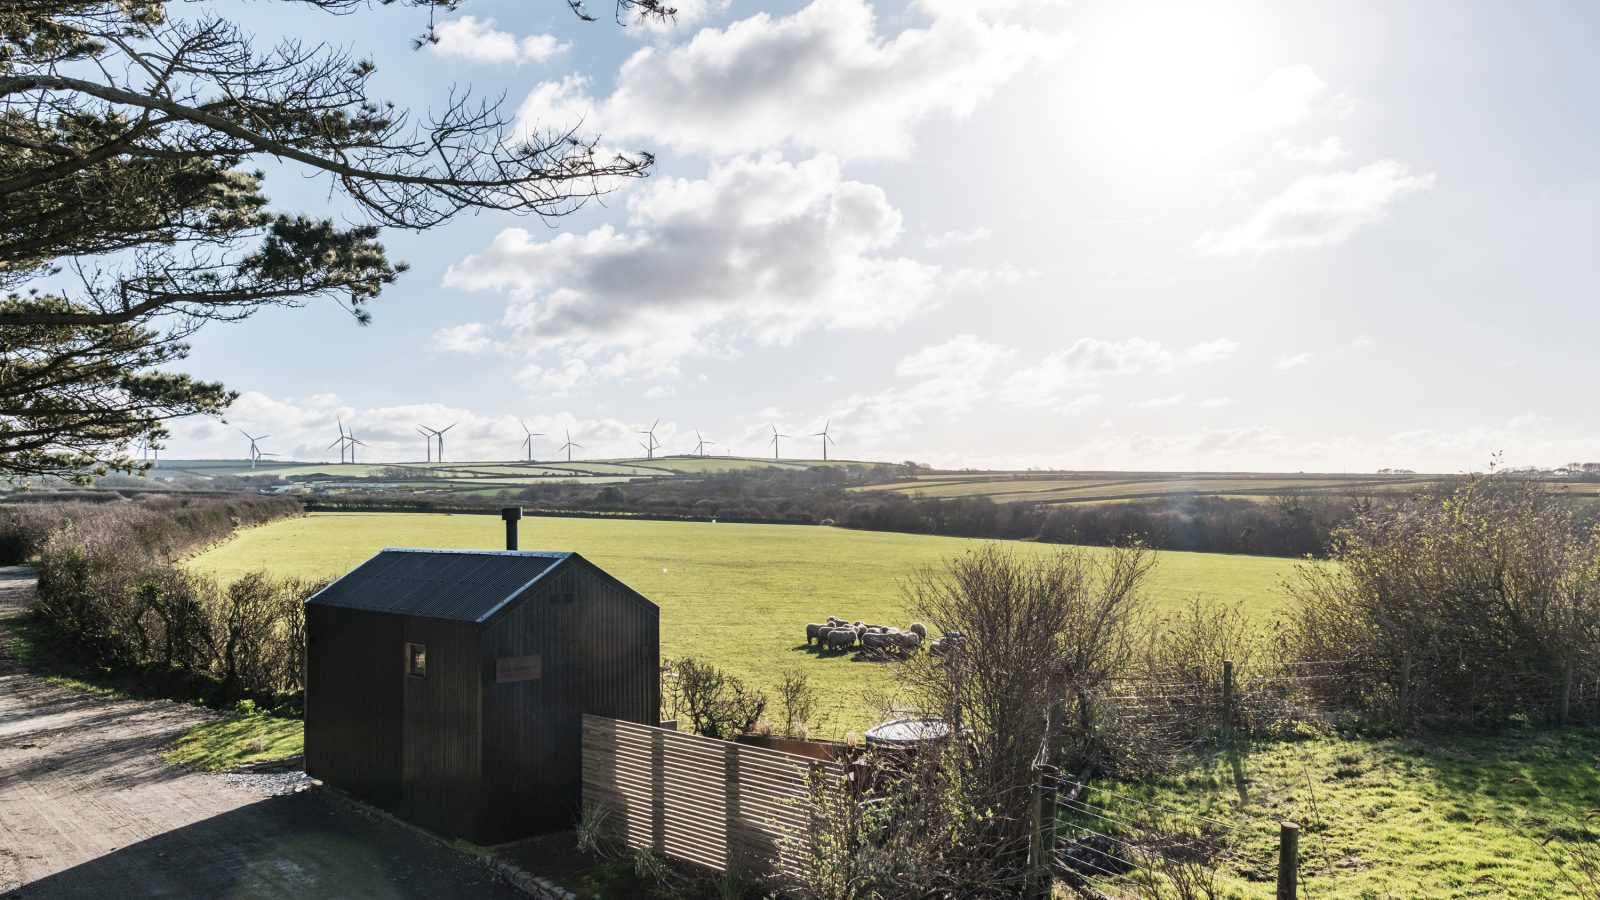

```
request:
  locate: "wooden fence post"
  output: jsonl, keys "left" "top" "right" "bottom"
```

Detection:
{"left": 1221, "top": 659, "right": 1235, "bottom": 747}
{"left": 1398, "top": 651, "right": 1412, "bottom": 729}
{"left": 1559, "top": 647, "right": 1574, "bottom": 727}
{"left": 1029, "top": 694, "right": 1066, "bottom": 899}
{"left": 1276, "top": 821, "right": 1300, "bottom": 900}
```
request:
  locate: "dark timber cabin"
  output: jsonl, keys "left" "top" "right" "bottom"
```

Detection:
{"left": 304, "top": 523, "right": 659, "bottom": 844}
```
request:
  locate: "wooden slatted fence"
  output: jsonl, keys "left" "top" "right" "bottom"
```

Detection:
{"left": 581, "top": 715, "right": 845, "bottom": 881}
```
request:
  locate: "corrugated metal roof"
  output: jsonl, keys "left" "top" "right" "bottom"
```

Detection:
{"left": 305, "top": 548, "right": 572, "bottom": 623}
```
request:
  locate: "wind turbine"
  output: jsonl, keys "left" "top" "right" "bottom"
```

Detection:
{"left": 420, "top": 421, "right": 457, "bottom": 463}
{"left": 558, "top": 429, "right": 582, "bottom": 462}
{"left": 347, "top": 431, "right": 367, "bottom": 464}
{"left": 769, "top": 423, "right": 788, "bottom": 461}
{"left": 416, "top": 426, "right": 433, "bottom": 463}
{"left": 813, "top": 419, "right": 836, "bottom": 461}
{"left": 240, "top": 429, "right": 269, "bottom": 469}
{"left": 325, "top": 418, "right": 353, "bottom": 463}
{"left": 519, "top": 421, "right": 545, "bottom": 462}
{"left": 636, "top": 419, "right": 660, "bottom": 460}
{"left": 692, "top": 430, "right": 713, "bottom": 457}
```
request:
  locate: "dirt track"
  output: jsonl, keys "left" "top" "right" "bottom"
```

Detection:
{"left": 0, "top": 567, "right": 525, "bottom": 899}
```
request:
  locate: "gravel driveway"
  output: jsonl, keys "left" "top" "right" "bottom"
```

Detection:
{"left": 0, "top": 567, "right": 526, "bottom": 900}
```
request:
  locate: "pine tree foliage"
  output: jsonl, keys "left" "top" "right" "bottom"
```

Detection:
{"left": 0, "top": 0, "right": 664, "bottom": 481}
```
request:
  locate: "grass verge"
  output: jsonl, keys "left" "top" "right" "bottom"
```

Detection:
{"left": 161, "top": 711, "right": 304, "bottom": 771}
{"left": 2, "top": 607, "right": 304, "bottom": 771}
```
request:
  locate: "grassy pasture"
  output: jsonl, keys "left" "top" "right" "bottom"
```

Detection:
{"left": 1096, "top": 731, "right": 1600, "bottom": 899}
{"left": 178, "top": 513, "right": 1600, "bottom": 897}
{"left": 189, "top": 512, "right": 1299, "bottom": 734}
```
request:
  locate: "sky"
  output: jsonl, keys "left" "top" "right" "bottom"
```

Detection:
{"left": 161, "top": 0, "right": 1600, "bottom": 471}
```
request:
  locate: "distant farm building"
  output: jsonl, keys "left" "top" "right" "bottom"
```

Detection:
{"left": 304, "top": 544, "right": 660, "bottom": 844}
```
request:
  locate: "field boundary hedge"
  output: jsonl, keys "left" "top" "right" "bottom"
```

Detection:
{"left": 8, "top": 493, "right": 319, "bottom": 711}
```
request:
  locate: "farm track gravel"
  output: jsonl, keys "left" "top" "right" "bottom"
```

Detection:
{"left": 0, "top": 568, "right": 526, "bottom": 900}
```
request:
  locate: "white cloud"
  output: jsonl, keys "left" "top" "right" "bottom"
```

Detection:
{"left": 1229, "top": 65, "right": 1327, "bottom": 136}
{"left": 893, "top": 335, "right": 1013, "bottom": 410}
{"left": 807, "top": 334, "right": 1015, "bottom": 456}
{"left": 517, "top": 0, "right": 1065, "bottom": 160}
{"left": 1000, "top": 337, "right": 1237, "bottom": 410}
{"left": 1181, "top": 339, "right": 1240, "bottom": 364}
{"left": 896, "top": 334, "right": 1011, "bottom": 380}
{"left": 1275, "top": 352, "right": 1313, "bottom": 369}
{"left": 431, "top": 322, "right": 509, "bottom": 355}
{"left": 517, "top": 359, "right": 592, "bottom": 395}
{"left": 923, "top": 226, "right": 992, "bottom": 249}
{"left": 163, "top": 392, "right": 665, "bottom": 463}
{"left": 1277, "top": 136, "right": 1351, "bottom": 165}
{"left": 443, "top": 155, "right": 955, "bottom": 384}
{"left": 1196, "top": 160, "right": 1436, "bottom": 257}
{"left": 430, "top": 16, "right": 568, "bottom": 65}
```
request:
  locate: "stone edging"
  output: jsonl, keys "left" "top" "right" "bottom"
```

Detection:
{"left": 485, "top": 857, "right": 579, "bottom": 900}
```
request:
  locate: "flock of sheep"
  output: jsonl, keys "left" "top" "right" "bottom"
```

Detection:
{"left": 804, "top": 617, "right": 964, "bottom": 657}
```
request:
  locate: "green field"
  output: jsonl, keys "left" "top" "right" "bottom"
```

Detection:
{"left": 179, "top": 512, "right": 1600, "bottom": 898}
{"left": 189, "top": 512, "right": 1299, "bottom": 734}
{"left": 1096, "top": 731, "right": 1600, "bottom": 899}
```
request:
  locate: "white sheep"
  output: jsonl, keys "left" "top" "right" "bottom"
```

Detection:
{"left": 822, "top": 626, "right": 859, "bottom": 651}
{"left": 891, "top": 630, "right": 923, "bottom": 653}
{"left": 860, "top": 631, "right": 897, "bottom": 653}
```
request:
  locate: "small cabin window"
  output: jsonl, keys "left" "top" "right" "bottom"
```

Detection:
{"left": 405, "top": 642, "right": 427, "bottom": 678}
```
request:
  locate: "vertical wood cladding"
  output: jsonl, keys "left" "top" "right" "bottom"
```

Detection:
{"left": 401, "top": 616, "right": 482, "bottom": 838}
{"left": 306, "top": 550, "right": 659, "bottom": 845}
{"left": 480, "top": 558, "right": 660, "bottom": 842}
{"left": 304, "top": 604, "right": 402, "bottom": 812}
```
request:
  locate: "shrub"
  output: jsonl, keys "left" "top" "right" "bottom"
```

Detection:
{"left": 22, "top": 493, "right": 317, "bottom": 709}
{"left": 1284, "top": 475, "right": 1600, "bottom": 728}
{"left": 776, "top": 669, "right": 817, "bottom": 738}
{"left": 895, "top": 542, "right": 1155, "bottom": 885}
{"left": 666, "top": 657, "right": 769, "bottom": 740}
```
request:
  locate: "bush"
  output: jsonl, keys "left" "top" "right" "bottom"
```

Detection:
{"left": 666, "top": 657, "right": 768, "bottom": 740}
{"left": 776, "top": 669, "right": 817, "bottom": 738}
{"left": 0, "top": 492, "right": 300, "bottom": 565}
{"left": 21, "top": 493, "right": 317, "bottom": 709}
{"left": 1284, "top": 476, "right": 1600, "bottom": 728}
{"left": 896, "top": 543, "right": 1155, "bottom": 884}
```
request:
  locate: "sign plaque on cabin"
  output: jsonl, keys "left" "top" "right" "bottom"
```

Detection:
{"left": 496, "top": 654, "right": 542, "bottom": 683}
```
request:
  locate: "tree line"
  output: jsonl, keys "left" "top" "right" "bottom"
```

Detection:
{"left": 305, "top": 466, "right": 1446, "bottom": 558}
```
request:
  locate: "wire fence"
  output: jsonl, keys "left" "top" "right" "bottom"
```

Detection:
{"left": 1038, "top": 651, "right": 1600, "bottom": 898}
{"left": 1042, "top": 759, "right": 1333, "bottom": 899}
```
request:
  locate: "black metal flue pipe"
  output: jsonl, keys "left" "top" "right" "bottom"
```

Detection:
{"left": 501, "top": 507, "right": 523, "bottom": 551}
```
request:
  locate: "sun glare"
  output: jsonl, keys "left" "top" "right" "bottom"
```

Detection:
{"left": 1075, "top": 5, "right": 1279, "bottom": 159}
